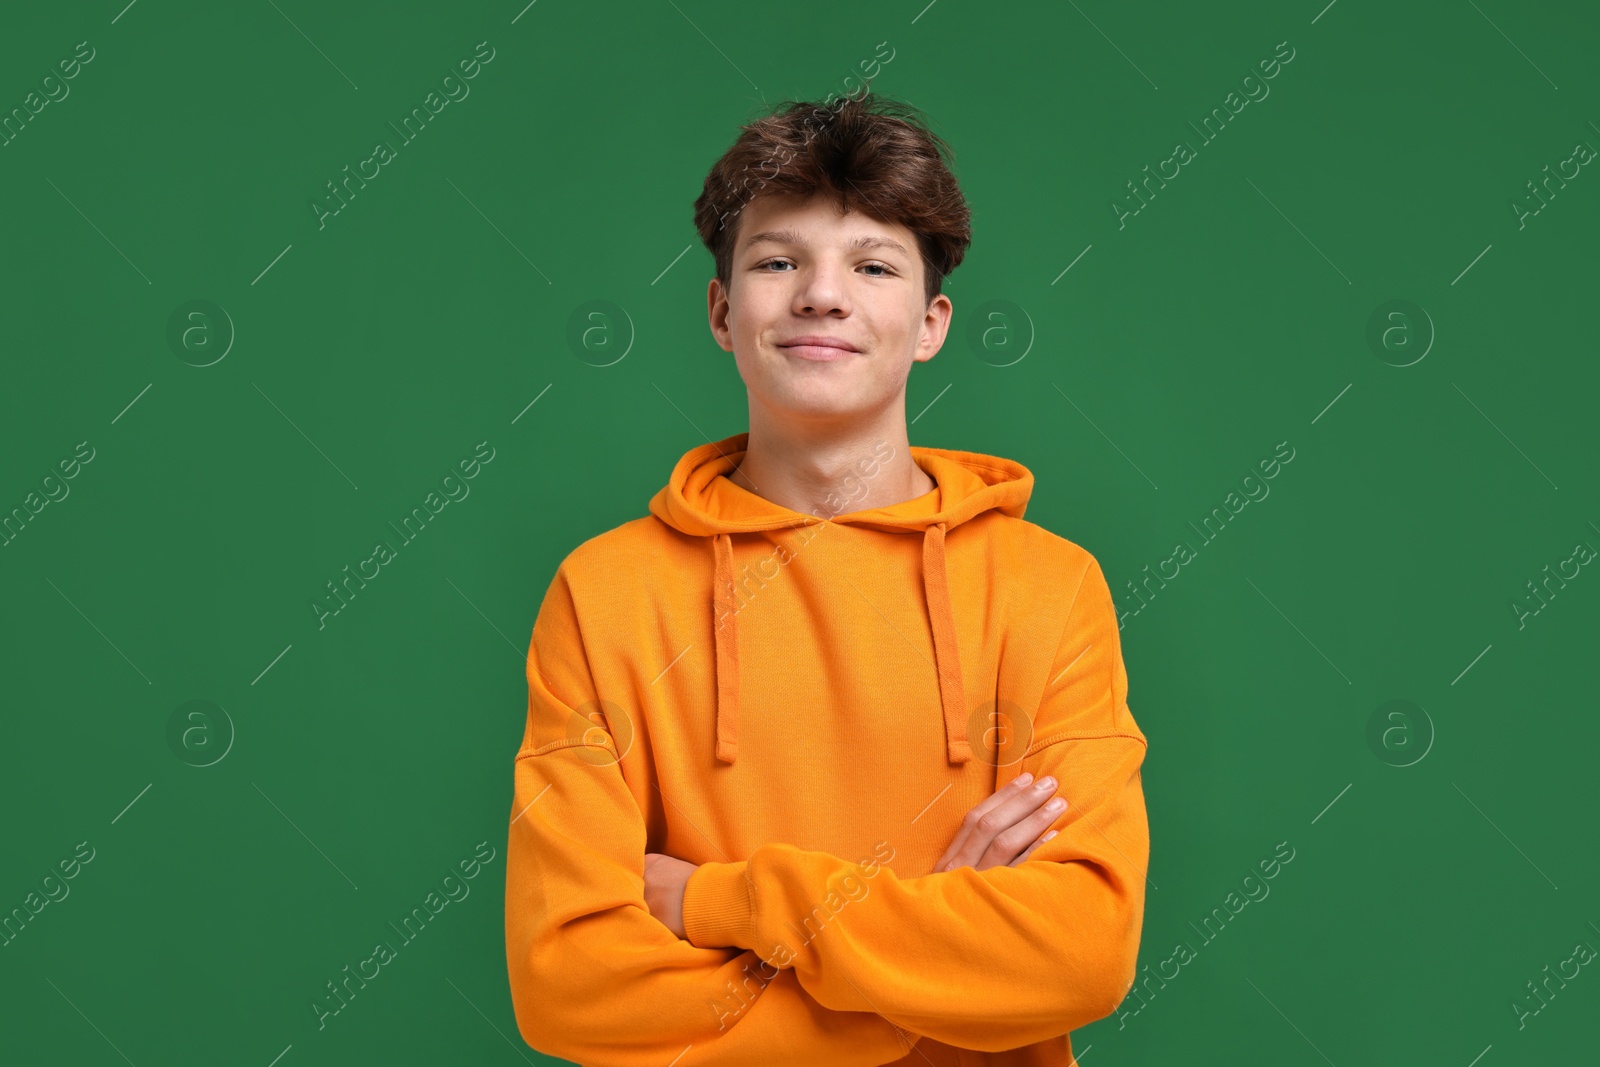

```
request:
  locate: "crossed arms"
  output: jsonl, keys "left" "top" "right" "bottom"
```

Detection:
{"left": 504, "top": 558, "right": 1149, "bottom": 1066}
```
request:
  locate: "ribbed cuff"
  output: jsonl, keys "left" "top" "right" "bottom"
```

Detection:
{"left": 681, "top": 860, "right": 755, "bottom": 949}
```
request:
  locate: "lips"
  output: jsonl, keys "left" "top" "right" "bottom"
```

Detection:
{"left": 777, "top": 336, "right": 859, "bottom": 361}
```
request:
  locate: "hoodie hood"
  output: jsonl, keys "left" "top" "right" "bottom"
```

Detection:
{"left": 648, "top": 431, "right": 1034, "bottom": 766}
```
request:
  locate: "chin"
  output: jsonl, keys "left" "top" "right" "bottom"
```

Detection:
{"left": 769, "top": 386, "right": 881, "bottom": 421}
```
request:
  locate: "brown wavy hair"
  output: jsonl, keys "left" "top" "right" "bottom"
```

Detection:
{"left": 693, "top": 90, "right": 972, "bottom": 308}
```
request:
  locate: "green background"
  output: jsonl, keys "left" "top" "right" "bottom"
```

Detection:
{"left": 3, "top": 0, "right": 1596, "bottom": 1063}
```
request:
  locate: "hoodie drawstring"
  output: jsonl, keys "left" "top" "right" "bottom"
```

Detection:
{"left": 923, "top": 521, "right": 972, "bottom": 764}
{"left": 712, "top": 532, "right": 740, "bottom": 764}
{"left": 710, "top": 522, "right": 971, "bottom": 766}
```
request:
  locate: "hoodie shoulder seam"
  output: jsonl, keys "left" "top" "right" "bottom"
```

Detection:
{"left": 1026, "top": 729, "right": 1147, "bottom": 755}
{"left": 516, "top": 737, "right": 620, "bottom": 761}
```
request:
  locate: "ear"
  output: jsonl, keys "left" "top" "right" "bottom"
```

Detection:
{"left": 913, "top": 293, "right": 954, "bottom": 363}
{"left": 707, "top": 277, "right": 735, "bottom": 353}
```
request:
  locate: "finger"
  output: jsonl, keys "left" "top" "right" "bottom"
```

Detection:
{"left": 940, "top": 776, "right": 1062, "bottom": 872}
{"left": 933, "top": 772, "right": 1040, "bottom": 871}
{"left": 940, "top": 788, "right": 1057, "bottom": 873}
{"left": 977, "top": 795, "right": 1068, "bottom": 870}
{"left": 1006, "top": 830, "right": 1057, "bottom": 869}
{"left": 1008, "top": 830, "right": 1060, "bottom": 868}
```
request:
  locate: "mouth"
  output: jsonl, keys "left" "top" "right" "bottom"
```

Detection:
{"left": 777, "top": 336, "right": 860, "bottom": 362}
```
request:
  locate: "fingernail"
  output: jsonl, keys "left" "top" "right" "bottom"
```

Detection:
{"left": 1046, "top": 798, "right": 1065, "bottom": 812}
{"left": 1035, "top": 776, "right": 1055, "bottom": 790}
{"left": 1016, "top": 773, "right": 1033, "bottom": 786}
{"left": 1043, "top": 831, "right": 1058, "bottom": 841}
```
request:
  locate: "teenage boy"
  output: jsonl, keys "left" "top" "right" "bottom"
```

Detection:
{"left": 505, "top": 92, "right": 1150, "bottom": 1066}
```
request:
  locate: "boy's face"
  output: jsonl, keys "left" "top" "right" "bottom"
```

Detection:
{"left": 707, "top": 192, "right": 953, "bottom": 429}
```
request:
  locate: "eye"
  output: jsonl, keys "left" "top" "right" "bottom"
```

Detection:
{"left": 754, "top": 258, "right": 894, "bottom": 276}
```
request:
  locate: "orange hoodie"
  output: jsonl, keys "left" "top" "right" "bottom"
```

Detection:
{"left": 505, "top": 431, "right": 1150, "bottom": 1066}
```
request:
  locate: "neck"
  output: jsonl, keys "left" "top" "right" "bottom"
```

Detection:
{"left": 727, "top": 410, "right": 933, "bottom": 520}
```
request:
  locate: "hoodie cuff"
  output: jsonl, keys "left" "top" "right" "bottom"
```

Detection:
{"left": 682, "top": 860, "right": 755, "bottom": 950}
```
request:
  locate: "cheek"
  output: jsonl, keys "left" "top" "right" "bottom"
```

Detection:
{"left": 870, "top": 358, "right": 911, "bottom": 397}
{"left": 728, "top": 345, "right": 759, "bottom": 383}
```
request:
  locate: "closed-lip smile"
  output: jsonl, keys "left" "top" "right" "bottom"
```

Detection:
{"left": 778, "top": 335, "right": 861, "bottom": 357}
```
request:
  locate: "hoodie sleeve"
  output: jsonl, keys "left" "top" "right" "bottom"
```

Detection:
{"left": 680, "top": 554, "right": 1149, "bottom": 1053}
{"left": 505, "top": 564, "right": 921, "bottom": 1066}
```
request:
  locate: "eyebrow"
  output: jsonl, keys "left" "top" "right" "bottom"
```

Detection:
{"left": 741, "top": 228, "right": 910, "bottom": 257}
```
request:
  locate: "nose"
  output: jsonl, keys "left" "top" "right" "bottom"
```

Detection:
{"left": 792, "top": 258, "right": 852, "bottom": 316}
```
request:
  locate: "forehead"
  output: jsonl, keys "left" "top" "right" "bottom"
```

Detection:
{"left": 734, "top": 193, "right": 915, "bottom": 257}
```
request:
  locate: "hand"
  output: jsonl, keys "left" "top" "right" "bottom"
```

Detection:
{"left": 932, "top": 772, "right": 1066, "bottom": 873}
{"left": 643, "top": 852, "right": 699, "bottom": 939}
